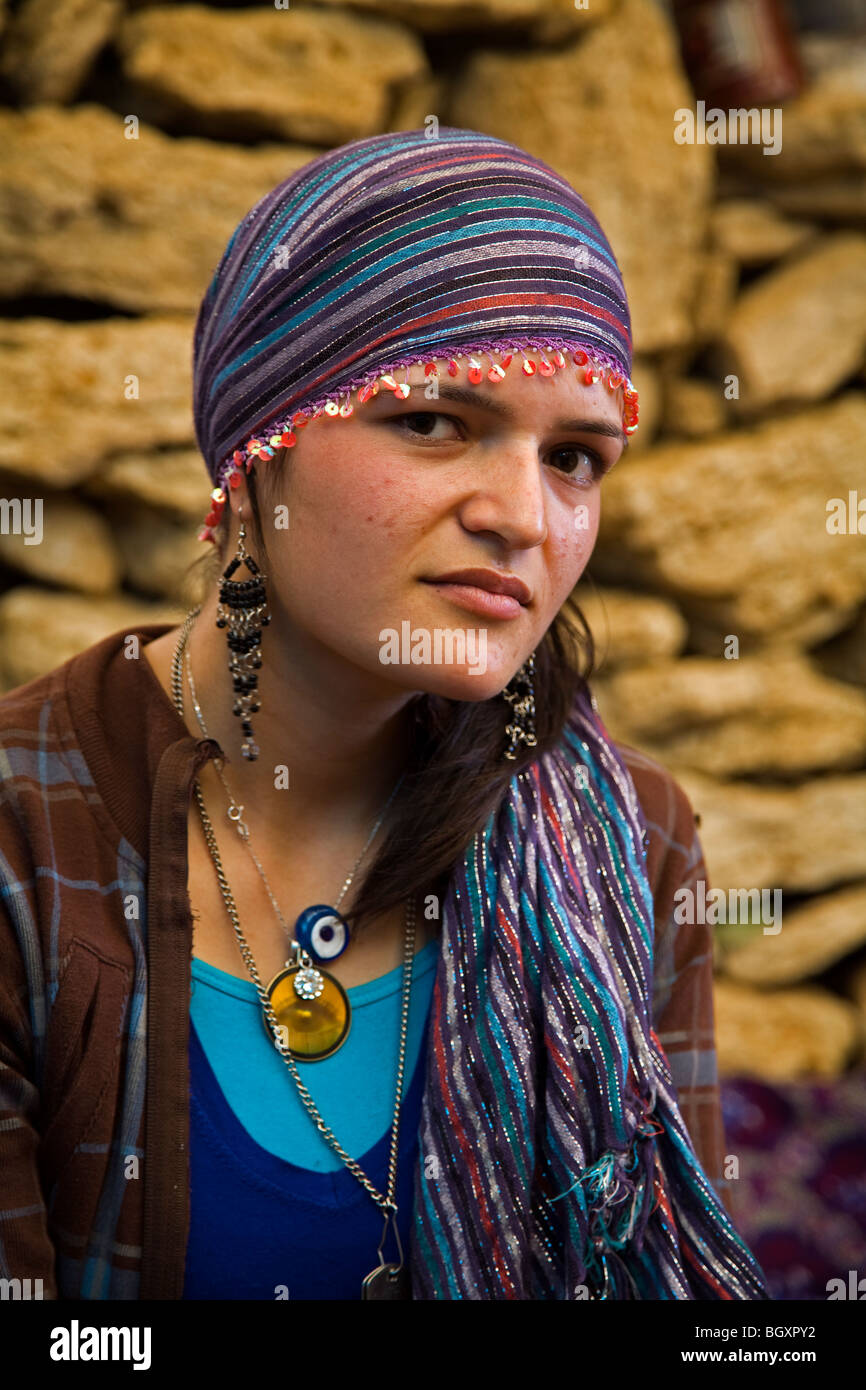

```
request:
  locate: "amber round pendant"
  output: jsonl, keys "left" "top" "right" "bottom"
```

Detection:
{"left": 264, "top": 963, "right": 351, "bottom": 1061}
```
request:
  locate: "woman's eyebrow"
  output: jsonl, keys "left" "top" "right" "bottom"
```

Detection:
{"left": 402, "top": 382, "right": 628, "bottom": 446}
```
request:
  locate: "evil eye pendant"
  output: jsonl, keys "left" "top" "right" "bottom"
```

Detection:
{"left": 294, "top": 904, "right": 351, "bottom": 962}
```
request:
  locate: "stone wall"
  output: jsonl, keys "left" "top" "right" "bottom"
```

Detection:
{"left": 1, "top": 0, "right": 864, "bottom": 1080}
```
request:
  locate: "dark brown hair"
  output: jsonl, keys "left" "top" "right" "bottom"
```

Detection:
{"left": 182, "top": 452, "right": 597, "bottom": 935}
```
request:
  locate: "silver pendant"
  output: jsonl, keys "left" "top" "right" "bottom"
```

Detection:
{"left": 361, "top": 1263, "right": 411, "bottom": 1300}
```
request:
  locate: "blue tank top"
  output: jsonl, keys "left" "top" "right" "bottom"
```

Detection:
{"left": 182, "top": 939, "right": 439, "bottom": 1299}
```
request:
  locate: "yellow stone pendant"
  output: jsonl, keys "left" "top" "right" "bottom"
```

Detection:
{"left": 264, "top": 962, "right": 351, "bottom": 1061}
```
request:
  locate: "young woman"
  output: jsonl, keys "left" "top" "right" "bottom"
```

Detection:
{"left": 0, "top": 127, "right": 768, "bottom": 1300}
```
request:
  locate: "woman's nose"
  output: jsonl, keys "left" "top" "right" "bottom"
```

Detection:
{"left": 456, "top": 442, "right": 548, "bottom": 549}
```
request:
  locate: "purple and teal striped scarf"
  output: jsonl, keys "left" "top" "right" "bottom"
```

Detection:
{"left": 411, "top": 684, "right": 769, "bottom": 1299}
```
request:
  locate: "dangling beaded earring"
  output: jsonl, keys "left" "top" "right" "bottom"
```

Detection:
{"left": 502, "top": 653, "right": 538, "bottom": 761}
{"left": 215, "top": 504, "right": 270, "bottom": 761}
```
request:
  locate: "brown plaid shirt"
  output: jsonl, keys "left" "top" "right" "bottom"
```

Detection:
{"left": 0, "top": 626, "right": 730, "bottom": 1299}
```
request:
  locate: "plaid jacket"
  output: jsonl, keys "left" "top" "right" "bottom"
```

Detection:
{"left": 0, "top": 626, "right": 730, "bottom": 1299}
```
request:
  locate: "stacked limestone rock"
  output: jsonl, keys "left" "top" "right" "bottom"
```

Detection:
{"left": 0, "top": 0, "right": 864, "bottom": 1079}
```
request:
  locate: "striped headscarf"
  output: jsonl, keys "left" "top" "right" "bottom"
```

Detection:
{"left": 192, "top": 125, "right": 638, "bottom": 497}
{"left": 192, "top": 127, "right": 767, "bottom": 1298}
{"left": 414, "top": 685, "right": 769, "bottom": 1299}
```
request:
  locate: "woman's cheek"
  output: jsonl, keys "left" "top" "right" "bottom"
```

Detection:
{"left": 333, "top": 458, "right": 425, "bottom": 536}
{"left": 553, "top": 497, "right": 599, "bottom": 567}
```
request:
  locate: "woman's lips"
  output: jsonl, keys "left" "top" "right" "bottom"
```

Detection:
{"left": 421, "top": 581, "right": 524, "bottom": 620}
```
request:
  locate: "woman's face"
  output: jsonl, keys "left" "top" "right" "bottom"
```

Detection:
{"left": 251, "top": 352, "right": 627, "bottom": 701}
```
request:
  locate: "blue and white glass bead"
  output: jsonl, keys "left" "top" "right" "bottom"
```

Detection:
{"left": 294, "top": 904, "right": 351, "bottom": 962}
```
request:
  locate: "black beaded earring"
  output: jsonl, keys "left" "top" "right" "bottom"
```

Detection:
{"left": 215, "top": 505, "right": 270, "bottom": 761}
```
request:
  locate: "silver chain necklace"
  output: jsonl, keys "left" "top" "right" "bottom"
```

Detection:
{"left": 185, "top": 638, "right": 402, "bottom": 944}
{"left": 170, "top": 606, "right": 415, "bottom": 1298}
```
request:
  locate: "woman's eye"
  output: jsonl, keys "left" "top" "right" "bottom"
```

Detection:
{"left": 548, "top": 445, "right": 608, "bottom": 481}
{"left": 390, "top": 411, "right": 462, "bottom": 440}
{"left": 387, "top": 414, "right": 611, "bottom": 479}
